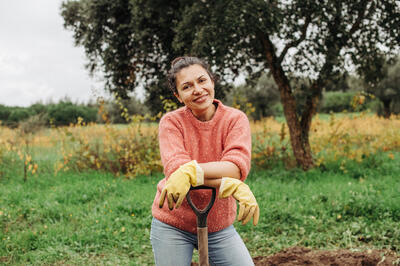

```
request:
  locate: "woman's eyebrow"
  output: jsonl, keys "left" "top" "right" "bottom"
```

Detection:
{"left": 180, "top": 81, "right": 192, "bottom": 86}
{"left": 179, "top": 74, "right": 206, "bottom": 87}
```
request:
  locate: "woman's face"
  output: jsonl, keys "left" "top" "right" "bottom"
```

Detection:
{"left": 174, "top": 64, "right": 215, "bottom": 121}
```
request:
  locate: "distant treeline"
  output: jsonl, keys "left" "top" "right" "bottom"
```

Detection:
{"left": 1, "top": 88, "right": 392, "bottom": 128}
{"left": 0, "top": 97, "right": 148, "bottom": 128}
{"left": 0, "top": 101, "right": 98, "bottom": 128}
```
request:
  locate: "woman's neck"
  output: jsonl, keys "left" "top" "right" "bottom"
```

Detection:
{"left": 192, "top": 102, "right": 217, "bottom": 121}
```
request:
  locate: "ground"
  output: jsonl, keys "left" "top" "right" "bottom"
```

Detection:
{"left": 191, "top": 246, "right": 400, "bottom": 266}
{"left": 252, "top": 247, "right": 400, "bottom": 266}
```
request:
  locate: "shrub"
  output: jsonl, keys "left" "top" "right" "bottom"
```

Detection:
{"left": 226, "top": 74, "right": 281, "bottom": 120}
{"left": 100, "top": 96, "right": 149, "bottom": 124}
{"left": 48, "top": 102, "right": 97, "bottom": 126}
{"left": 0, "top": 104, "right": 11, "bottom": 122}
{"left": 251, "top": 119, "right": 293, "bottom": 169}
{"left": 57, "top": 121, "right": 162, "bottom": 178}
{"left": 8, "top": 108, "right": 31, "bottom": 127}
{"left": 19, "top": 114, "right": 48, "bottom": 135}
{"left": 319, "top": 91, "right": 356, "bottom": 113}
{"left": 29, "top": 103, "right": 48, "bottom": 115}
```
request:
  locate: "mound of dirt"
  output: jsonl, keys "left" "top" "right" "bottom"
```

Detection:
{"left": 252, "top": 246, "right": 400, "bottom": 266}
{"left": 191, "top": 246, "right": 399, "bottom": 266}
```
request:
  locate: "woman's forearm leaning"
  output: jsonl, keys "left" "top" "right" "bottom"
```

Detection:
{"left": 199, "top": 161, "right": 241, "bottom": 180}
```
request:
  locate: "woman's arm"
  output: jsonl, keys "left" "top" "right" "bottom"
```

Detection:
{"left": 219, "top": 112, "right": 252, "bottom": 181}
{"left": 203, "top": 178, "right": 221, "bottom": 188}
{"left": 199, "top": 161, "right": 241, "bottom": 188}
{"left": 199, "top": 161, "right": 241, "bottom": 179}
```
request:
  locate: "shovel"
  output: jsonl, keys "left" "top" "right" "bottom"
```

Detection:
{"left": 186, "top": 186, "right": 216, "bottom": 266}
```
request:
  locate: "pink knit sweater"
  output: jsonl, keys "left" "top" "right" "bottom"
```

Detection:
{"left": 151, "top": 99, "right": 252, "bottom": 234}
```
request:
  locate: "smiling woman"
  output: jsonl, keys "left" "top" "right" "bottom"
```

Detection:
{"left": 150, "top": 56, "right": 259, "bottom": 265}
{"left": 174, "top": 63, "right": 216, "bottom": 121}
{"left": 167, "top": 57, "right": 217, "bottom": 121}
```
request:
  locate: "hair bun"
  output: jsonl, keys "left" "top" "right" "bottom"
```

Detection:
{"left": 171, "top": 57, "right": 185, "bottom": 67}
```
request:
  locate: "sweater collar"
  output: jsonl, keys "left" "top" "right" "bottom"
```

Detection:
{"left": 184, "top": 99, "right": 224, "bottom": 129}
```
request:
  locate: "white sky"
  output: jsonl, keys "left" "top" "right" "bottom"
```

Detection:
{"left": 0, "top": 0, "right": 109, "bottom": 107}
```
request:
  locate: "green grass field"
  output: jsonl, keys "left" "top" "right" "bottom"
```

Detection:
{"left": 1, "top": 152, "right": 399, "bottom": 265}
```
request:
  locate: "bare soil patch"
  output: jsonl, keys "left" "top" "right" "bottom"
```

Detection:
{"left": 191, "top": 246, "right": 400, "bottom": 266}
{"left": 252, "top": 246, "right": 400, "bottom": 266}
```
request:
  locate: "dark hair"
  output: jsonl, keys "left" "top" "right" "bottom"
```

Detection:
{"left": 167, "top": 56, "right": 216, "bottom": 94}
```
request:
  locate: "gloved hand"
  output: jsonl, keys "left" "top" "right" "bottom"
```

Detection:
{"left": 219, "top": 177, "right": 260, "bottom": 226}
{"left": 159, "top": 160, "right": 204, "bottom": 210}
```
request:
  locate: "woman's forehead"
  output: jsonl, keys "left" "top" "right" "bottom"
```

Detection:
{"left": 176, "top": 64, "right": 208, "bottom": 84}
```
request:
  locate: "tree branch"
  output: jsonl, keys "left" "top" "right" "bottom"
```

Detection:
{"left": 348, "top": 1, "right": 373, "bottom": 36}
{"left": 278, "top": 15, "right": 311, "bottom": 64}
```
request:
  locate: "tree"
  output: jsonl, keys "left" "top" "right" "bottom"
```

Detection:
{"left": 324, "top": 72, "right": 350, "bottom": 92}
{"left": 226, "top": 73, "right": 281, "bottom": 120}
{"left": 174, "top": 1, "right": 399, "bottom": 170}
{"left": 61, "top": 0, "right": 230, "bottom": 114}
{"left": 61, "top": 0, "right": 178, "bottom": 100}
{"left": 62, "top": 0, "right": 400, "bottom": 170}
{"left": 361, "top": 56, "right": 400, "bottom": 118}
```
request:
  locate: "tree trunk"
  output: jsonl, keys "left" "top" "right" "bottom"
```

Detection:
{"left": 299, "top": 83, "right": 323, "bottom": 166}
{"left": 382, "top": 99, "right": 392, "bottom": 119}
{"left": 258, "top": 32, "right": 314, "bottom": 170}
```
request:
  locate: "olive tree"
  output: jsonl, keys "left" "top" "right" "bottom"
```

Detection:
{"left": 62, "top": 0, "right": 399, "bottom": 170}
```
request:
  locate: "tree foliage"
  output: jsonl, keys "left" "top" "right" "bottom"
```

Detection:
{"left": 226, "top": 74, "right": 281, "bottom": 120}
{"left": 61, "top": 0, "right": 400, "bottom": 170}
{"left": 363, "top": 56, "right": 400, "bottom": 117}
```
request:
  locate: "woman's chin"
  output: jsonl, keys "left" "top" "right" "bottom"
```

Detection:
{"left": 190, "top": 99, "right": 215, "bottom": 121}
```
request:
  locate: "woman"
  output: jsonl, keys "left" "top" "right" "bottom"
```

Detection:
{"left": 150, "top": 56, "right": 259, "bottom": 266}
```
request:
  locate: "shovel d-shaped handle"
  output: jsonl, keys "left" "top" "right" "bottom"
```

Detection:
{"left": 186, "top": 186, "right": 216, "bottom": 227}
{"left": 186, "top": 186, "right": 216, "bottom": 266}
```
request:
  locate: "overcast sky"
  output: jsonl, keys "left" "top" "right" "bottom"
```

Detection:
{"left": 0, "top": 0, "right": 109, "bottom": 107}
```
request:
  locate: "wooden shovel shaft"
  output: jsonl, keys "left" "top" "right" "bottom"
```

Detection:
{"left": 197, "top": 227, "right": 209, "bottom": 266}
{"left": 186, "top": 186, "right": 216, "bottom": 266}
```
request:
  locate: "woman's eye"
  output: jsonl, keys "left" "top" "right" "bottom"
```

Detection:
{"left": 199, "top": 79, "right": 205, "bottom": 83}
{"left": 182, "top": 85, "right": 190, "bottom": 90}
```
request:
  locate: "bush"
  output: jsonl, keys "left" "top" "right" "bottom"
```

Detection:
{"left": 101, "top": 97, "right": 149, "bottom": 124}
{"left": 19, "top": 114, "right": 48, "bottom": 135}
{"left": 226, "top": 73, "right": 281, "bottom": 120}
{"left": 319, "top": 91, "right": 357, "bottom": 113}
{"left": 29, "top": 103, "right": 48, "bottom": 115}
{"left": 57, "top": 122, "right": 162, "bottom": 178}
{"left": 8, "top": 108, "right": 31, "bottom": 126}
{"left": 0, "top": 101, "right": 99, "bottom": 128}
{"left": 0, "top": 104, "right": 11, "bottom": 122}
{"left": 48, "top": 102, "right": 97, "bottom": 126}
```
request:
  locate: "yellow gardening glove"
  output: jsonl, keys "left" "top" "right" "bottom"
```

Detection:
{"left": 219, "top": 177, "right": 260, "bottom": 226}
{"left": 159, "top": 160, "right": 204, "bottom": 210}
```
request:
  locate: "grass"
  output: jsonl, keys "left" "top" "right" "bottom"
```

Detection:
{"left": 0, "top": 152, "right": 399, "bottom": 265}
{"left": 0, "top": 170, "right": 158, "bottom": 265}
{"left": 245, "top": 154, "right": 400, "bottom": 256}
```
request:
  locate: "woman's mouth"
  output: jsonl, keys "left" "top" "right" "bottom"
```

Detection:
{"left": 193, "top": 95, "right": 208, "bottom": 103}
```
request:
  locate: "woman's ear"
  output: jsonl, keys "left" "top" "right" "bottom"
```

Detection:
{"left": 174, "top": 92, "right": 183, "bottom": 103}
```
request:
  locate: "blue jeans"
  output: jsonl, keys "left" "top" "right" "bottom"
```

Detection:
{"left": 150, "top": 218, "right": 254, "bottom": 266}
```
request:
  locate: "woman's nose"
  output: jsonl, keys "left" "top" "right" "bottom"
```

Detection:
{"left": 193, "top": 83, "right": 202, "bottom": 94}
